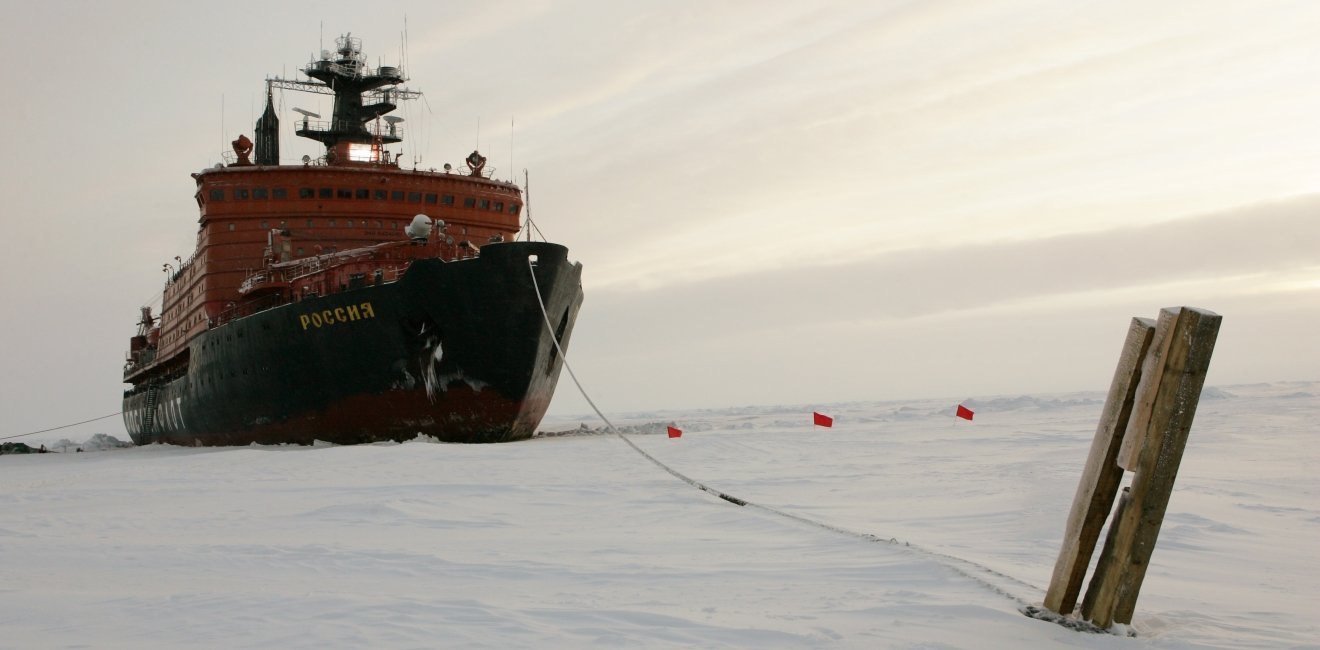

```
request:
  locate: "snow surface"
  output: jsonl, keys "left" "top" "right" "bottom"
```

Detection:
{"left": 2, "top": 382, "right": 1316, "bottom": 649}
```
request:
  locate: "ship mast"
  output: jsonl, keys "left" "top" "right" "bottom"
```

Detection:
{"left": 254, "top": 84, "right": 279, "bottom": 165}
{"left": 266, "top": 33, "right": 421, "bottom": 164}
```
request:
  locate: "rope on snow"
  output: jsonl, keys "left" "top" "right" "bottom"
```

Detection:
{"left": 526, "top": 257, "right": 1043, "bottom": 609}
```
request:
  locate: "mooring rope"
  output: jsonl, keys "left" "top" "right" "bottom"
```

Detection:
{"left": 1, "top": 412, "right": 123, "bottom": 441}
{"left": 526, "top": 258, "right": 1043, "bottom": 609}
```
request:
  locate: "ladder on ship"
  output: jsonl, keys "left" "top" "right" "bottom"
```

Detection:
{"left": 140, "top": 384, "right": 161, "bottom": 444}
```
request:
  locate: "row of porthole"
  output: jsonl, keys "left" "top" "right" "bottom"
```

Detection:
{"left": 193, "top": 322, "right": 276, "bottom": 387}
{"left": 225, "top": 218, "right": 403, "bottom": 232}
{"left": 194, "top": 363, "right": 267, "bottom": 387}
{"left": 206, "top": 186, "right": 521, "bottom": 215}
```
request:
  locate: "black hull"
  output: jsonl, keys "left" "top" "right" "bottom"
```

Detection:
{"left": 123, "top": 242, "right": 583, "bottom": 445}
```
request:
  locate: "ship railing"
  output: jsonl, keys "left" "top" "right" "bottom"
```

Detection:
{"left": 293, "top": 119, "right": 405, "bottom": 141}
{"left": 303, "top": 57, "right": 404, "bottom": 85}
{"left": 295, "top": 119, "right": 332, "bottom": 134}
{"left": 219, "top": 147, "right": 325, "bottom": 167}
{"left": 237, "top": 270, "right": 283, "bottom": 294}
{"left": 238, "top": 273, "right": 263, "bottom": 294}
{"left": 247, "top": 241, "right": 447, "bottom": 301}
{"left": 284, "top": 256, "right": 328, "bottom": 281}
{"left": 291, "top": 261, "right": 413, "bottom": 298}
{"left": 167, "top": 252, "right": 198, "bottom": 286}
{"left": 210, "top": 292, "right": 287, "bottom": 329}
{"left": 123, "top": 348, "right": 158, "bottom": 377}
{"left": 123, "top": 365, "right": 186, "bottom": 397}
{"left": 161, "top": 252, "right": 195, "bottom": 287}
{"left": 452, "top": 166, "right": 496, "bottom": 180}
{"left": 305, "top": 58, "right": 369, "bottom": 80}
{"left": 281, "top": 248, "right": 390, "bottom": 283}
{"left": 285, "top": 150, "right": 401, "bottom": 169}
{"left": 369, "top": 121, "right": 403, "bottom": 140}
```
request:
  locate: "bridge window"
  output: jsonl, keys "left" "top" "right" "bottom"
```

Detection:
{"left": 509, "top": 203, "right": 521, "bottom": 215}
{"left": 273, "top": 187, "right": 288, "bottom": 199}
{"left": 479, "top": 199, "right": 490, "bottom": 209}
{"left": 494, "top": 201, "right": 503, "bottom": 212}
{"left": 391, "top": 190, "right": 404, "bottom": 200}
{"left": 236, "top": 188, "right": 250, "bottom": 200}
{"left": 374, "top": 189, "right": 387, "bottom": 200}
{"left": 337, "top": 188, "right": 352, "bottom": 199}
{"left": 425, "top": 193, "right": 438, "bottom": 204}
{"left": 306, "top": 219, "right": 314, "bottom": 228}
{"left": 463, "top": 197, "right": 476, "bottom": 208}
{"left": 356, "top": 188, "right": 369, "bottom": 199}
{"left": 299, "top": 187, "right": 314, "bottom": 199}
{"left": 408, "top": 192, "right": 422, "bottom": 203}
{"left": 348, "top": 143, "right": 375, "bottom": 162}
{"left": 209, "top": 189, "right": 225, "bottom": 201}
{"left": 255, "top": 188, "right": 269, "bottom": 199}
{"left": 319, "top": 188, "right": 333, "bottom": 199}
{"left": 442, "top": 194, "right": 454, "bottom": 205}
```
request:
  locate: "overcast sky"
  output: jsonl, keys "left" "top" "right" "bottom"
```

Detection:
{"left": 2, "top": 0, "right": 1318, "bottom": 438}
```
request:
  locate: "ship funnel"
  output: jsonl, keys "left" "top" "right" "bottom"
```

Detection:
{"left": 405, "top": 214, "right": 432, "bottom": 240}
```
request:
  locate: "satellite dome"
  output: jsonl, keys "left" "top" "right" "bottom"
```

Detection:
{"left": 405, "top": 214, "right": 432, "bottom": 239}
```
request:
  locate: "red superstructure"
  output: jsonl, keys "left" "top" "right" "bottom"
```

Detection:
{"left": 127, "top": 35, "right": 523, "bottom": 384}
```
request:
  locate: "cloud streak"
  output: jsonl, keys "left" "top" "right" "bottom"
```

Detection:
{"left": 586, "top": 195, "right": 1320, "bottom": 339}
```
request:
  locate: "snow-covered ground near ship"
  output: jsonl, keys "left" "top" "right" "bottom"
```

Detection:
{"left": 2, "top": 382, "right": 1316, "bottom": 649}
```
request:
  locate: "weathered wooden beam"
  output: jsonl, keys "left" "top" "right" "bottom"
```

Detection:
{"left": 1080, "top": 486, "right": 1130, "bottom": 617}
{"left": 1043, "top": 317, "right": 1155, "bottom": 615}
{"left": 1082, "top": 306, "right": 1221, "bottom": 628}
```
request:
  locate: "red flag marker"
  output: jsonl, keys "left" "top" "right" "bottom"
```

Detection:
{"left": 956, "top": 405, "right": 974, "bottom": 421}
{"left": 813, "top": 412, "right": 833, "bottom": 428}
{"left": 667, "top": 426, "right": 682, "bottom": 438}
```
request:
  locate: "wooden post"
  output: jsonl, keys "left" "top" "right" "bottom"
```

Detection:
{"left": 1081, "top": 307, "right": 1221, "bottom": 627}
{"left": 1043, "top": 318, "right": 1155, "bottom": 614}
{"left": 1080, "top": 487, "right": 1129, "bottom": 617}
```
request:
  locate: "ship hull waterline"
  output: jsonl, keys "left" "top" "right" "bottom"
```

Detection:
{"left": 123, "top": 242, "right": 583, "bottom": 445}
